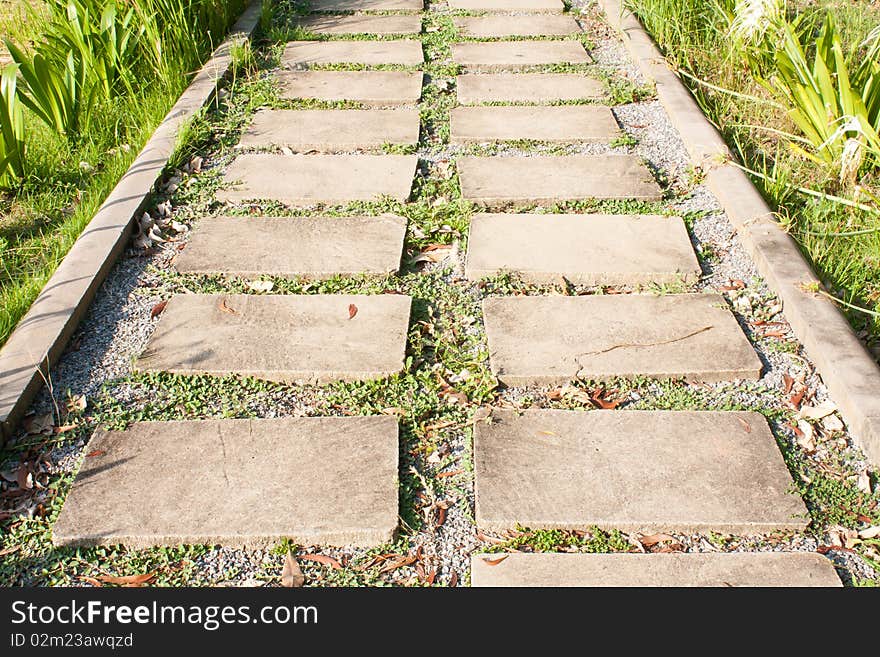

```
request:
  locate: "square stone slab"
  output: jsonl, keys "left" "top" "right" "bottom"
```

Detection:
{"left": 309, "top": 0, "right": 423, "bottom": 10}
{"left": 451, "top": 41, "right": 590, "bottom": 70}
{"left": 283, "top": 41, "right": 424, "bottom": 67}
{"left": 454, "top": 15, "right": 581, "bottom": 37}
{"left": 457, "top": 73, "right": 604, "bottom": 104}
{"left": 297, "top": 15, "right": 422, "bottom": 35}
{"left": 450, "top": 106, "right": 618, "bottom": 143}
{"left": 136, "top": 294, "right": 412, "bottom": 383}
{"left": 457, "top": 155, "right": 662, "bottom": 204}
{"left": 217, "top": 154, "right": 417, "bottom": 205}
{"left": 466, "top": 214, "right": 700, "bottom": 285}
{"left": 277, "top": 71, "right": 424, "bottom": 105}
{"left": 176, "top": 215, "right": 407, "bottom": 278}
{"left": 482, "top": 293, "right": 762, "bottom": 384}
{"left": 238, "top": 109, "right": 420, "bottom": 151}
{"left": 53, "top": 417, "right": 399, "bottom": 548}
{"left": 447, "top": 0, "right": 564, "bottom": 11}
{"left": 470, "top": 553, "right": 841, "bottom": 587}
{"left": 474, "top": 409, "right": 809, "bottom": 534}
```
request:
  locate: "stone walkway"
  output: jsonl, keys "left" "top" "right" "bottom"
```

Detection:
{"left": 51, "top": 1, "right": 841, "bottom": 586}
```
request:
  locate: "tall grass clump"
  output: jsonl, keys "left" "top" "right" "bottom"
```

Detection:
{"left": 628, "top": 0, "right": 880, "bottom": 348}
{"left": 0, "top": 0, "right": 248, "bottom": 346}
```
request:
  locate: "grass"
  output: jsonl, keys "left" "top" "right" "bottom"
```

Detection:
{"left": 623, "top": 0, "right": 880, "bottom": 357}
{"left": 0, "top": 0, "right": 249, "bottom": 347}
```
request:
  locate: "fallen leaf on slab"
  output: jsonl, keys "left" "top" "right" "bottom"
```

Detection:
{"left": 481, "top": 555, "right": 508, "bottom": 566}
{"left": 218, "top": 298, "right": 238, "bottom": 314}
{"left": 348, "top": 304, "right": 358, "bottom": 320}
{"left": 281, "top": 551, "right": 305, "bottom": 588}
{"left": 96, "top": 572, "right": 155, "bottom": 586}
{"left": 85, "top": 450, "right": 106, "bottom": 458}
{"left": 299, "top": 554, "right": 342, "bottom": 570}
{"left": 246, "top": 280, "right": 274, "bottom": 293}
{"left": 736, "top": 417, "right": 752, "bottom": 433}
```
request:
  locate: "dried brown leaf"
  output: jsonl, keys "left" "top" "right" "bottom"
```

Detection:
{"left": 96, "top": 572, "right": 155, "bottom": 587}
{"left": 151, "top": 300, "right": 168, "bottom": 319}
{"left": 348, "top": 303, "right": 358, "bottom": 320}
{"left": 218, "top": 298, "right": 238, "bottom": 315}
{"left": 299, "top": 554, "right": 342, "bottom": 570}
{"left": 281, "top": 551, "right": 305, "bottom": 588}
{"left": 481, "top": 555, "right": 509, "bottom": 566}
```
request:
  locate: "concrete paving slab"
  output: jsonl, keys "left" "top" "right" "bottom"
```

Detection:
{"left": 482, "top": 293, "right": 762, "bottom": 384}
{"left": 53, "top": 417, "right": 399, "bottom": 548}
{"left": 276, "top": 70, "right": 424, "bottom": 105}
{"left": 457, "top": 155, "right": 662, "bottom": 204}
{"left": 452, "top": 41, "right": 590, "bottom": 70}
{"left": 470, "top": 553, "right": 841, "bottom": 587}
{"left": 454, "top": 15, "right": 581, "bottom": 37}
{"left": 238, "top": 109, "right": 420, "bottom": 151}
{"left": 309, "top": 0, "right": 423, "bottom": 11}
{"left": 465, "top": 213, "right": 700, "bottom": 284}
{"left": 450, "top": 105, "right": 618, "bottom": 143}
{"left": 457, "top": 73, "right": 604, "bottom": 103}
{"left": 283, "top": 40, "right": 424, "bottom": 67}
{"left": 297, "top": 15, "right": 422, "bottom": 35}
{"left": 176, "top": 215, "right": 407, "bottom": 278}
{"left": 474, "top": 409, "right": 809, "bottom": 534}
{"left": 448, "top": 0, "right": 563, "bottom": 11}
{"left": 136, "top": 294, "right": 412, "bottom": 383}
{"left": 217, "top": 154, "right": 417, "bottom": 205}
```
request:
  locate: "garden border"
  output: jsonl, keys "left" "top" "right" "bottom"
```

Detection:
{"left": 596, "top": 0, "right": 880, "bottom": 466}
{"left": 0, "top": 0, "right": 262, "bottom": 441}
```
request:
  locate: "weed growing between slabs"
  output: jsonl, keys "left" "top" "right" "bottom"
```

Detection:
{"left": 1, "top": 0, "right": 879, "bottom": 587}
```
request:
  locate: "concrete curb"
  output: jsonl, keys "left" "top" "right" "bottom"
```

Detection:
{"left": 595, "top": 0, "right": 880, "bottom": 466}
{"left": 0, "top": 1, "right": 262, "bottom": 441}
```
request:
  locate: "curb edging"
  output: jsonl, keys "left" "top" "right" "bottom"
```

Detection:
{"left": 596, "top": 0, "right": 880, "bottom": 466}
{"left": 0, "top": 1, "right": 262, "bottom": 441}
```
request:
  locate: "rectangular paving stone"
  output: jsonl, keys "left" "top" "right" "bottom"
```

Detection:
{"left": 466, "top": 214, "right": 700, "bottom": 285}
{"left": 217, "top": 154, "right": 417, "bottom": 205}
{"left": 283, "top": 41, "right": 423, "bottom": 67}
{"left": 176, "top": 215, "right": 407, "bottom": 278}
{"left": 309, "top": 0, "right": 423, "bottom": 10}
{"left": 239, "top": 109, "right": 420, "bottom": 151}
{"left": 297, "top": 15, "right": 422, "bottom": 35}
{"left": 454, "top": 15, "right": 581, "bottom": 37}
{"left": 450, "top": 106, "right": 618, "bottom": 143}
{"left": 470, "top": 553, "right": 841, "bottom": 587}
{"left": 53, "top": 417, "right": 399, "bottom": 548}
{"left": 457, "top": 73, "right": 604, "bottom": 104}
{"left": 474, "top": 409, "right": 809, "bottom": 534}
{"left": 136, "top": 294, "right": 412, "bottom": 383}
{"left": 457, "top": 155, "right": 662, "bottom": 204}
{"left": 448, "top": 0, "right": 564, "bottom": 11}
{"left": 451, "top": 41, "right": 590, "bottom": 70}
{"left": 277, "top": 70, "right": 424, "bottom": 105}
{"left": 482, "top": 293, "right": 762, "bottom": 384}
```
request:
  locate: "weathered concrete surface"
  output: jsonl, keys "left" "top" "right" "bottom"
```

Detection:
{"left": 474, "top": 409, "right": 808, "bottom": 534}
{"left": 310, "top": 0, "right": 423, "bottom": 11}
{"left": 482, "top": 293, "right": 762, "bottom": 384}
{"left": 450, "top": 105, "right": 618, "bottom": 143}
{"left": 452, "top": 41, "right": 590, "bottom": 70}
{"left": 176, "top": 215, "right": 407, "bottom": 278}
{"left": 53, "top": 417, "right": 399, "bottom": 548}
{"left": 283, "top": 40, "right": 424, "bottom": 67}
{"left": 297, "top": 15, "right": 422, "bottom": 35}
{"left": 470, "top": 553, "right": 841, "bottom": 587}
{"left": 454, "top": 15, "right": 581, "bottom": 37}
{"left": 277, "top": 70, "right": 424, "bottom": 105}
{"left": 458, "top": 155, "right": 662, "bottom": 204}
{"left": 466, "top": 213, "right": 700, "bottom": 285}
{"left": 136, "top": 294, "right": 412, "bottom": 383}
{"left": 238, "top": 109, "right": 420, "bottom": 151}
{"left": 447, "top": 0, "right": 563, "bottom": 11}
{"left": 217, "top": 154, "right": 417, "bottom": 204}
{"left": 457, "top": 73, "right": 604, "bottom": 104}
{"left": 0, "top": 2, "right": 265, "bottom": 442}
